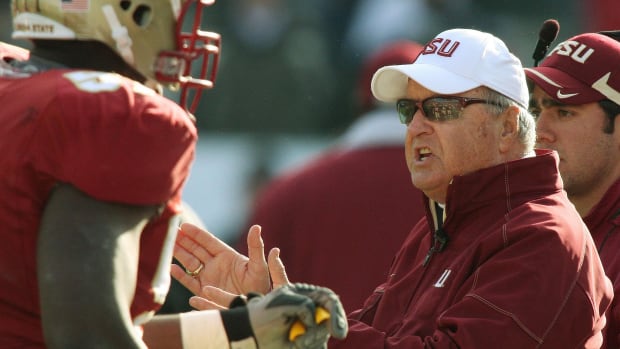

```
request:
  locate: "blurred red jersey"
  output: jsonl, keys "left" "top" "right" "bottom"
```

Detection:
{"left": 0, "top": 43, "right": 197, "bottom": 347}
{"left": 584, "top": 178, "right": 620, "bottom": 349}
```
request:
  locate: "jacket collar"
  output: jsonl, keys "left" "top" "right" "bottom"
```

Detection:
{"left": 424, "top": 149, "right": 563, "bottom": 227}
{"left": 583, "top": 177, "right": 620, "bottom": 230}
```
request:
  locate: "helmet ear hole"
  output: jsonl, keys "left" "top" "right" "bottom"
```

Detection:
{"left": 120, "top": 0, "right": 131, "bottom": 10}
{"left": 133, "top": 5, "right": 152, "bottom": 27}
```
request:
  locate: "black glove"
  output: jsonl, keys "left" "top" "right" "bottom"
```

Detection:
{"left": 220, "top": 284, "right": 334, "bottom": 349}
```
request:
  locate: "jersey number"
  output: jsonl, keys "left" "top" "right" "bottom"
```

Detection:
{"left": 64, "top": 71, "right": 123, "bottom": 93}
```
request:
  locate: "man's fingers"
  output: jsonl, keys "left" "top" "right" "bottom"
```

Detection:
{"left": 201, "top": 286, "right": 238, "bottom": 308}
{"left": 178, "top": 222, "right": 233, "bottom": 256}
{"left": 177, "top": 222, "right": 206, "bottom": 242}
{"left": 170, "top": 264, "right": 201, "bottom": 296}
{"left": 246, "top": 225, "right": 268, "bottom": 267}
{"left": 188, "top": 296, "right": 227, "bottom": 311}
{"left": 268, "top": 247, "right": 290, "bottom": 288}
{"left": 172, "top": 243, "right": 203, "bottom": 277}
{"left": 174, "top": 223, "right": 213, "bottom": 278}
{"left": 245, "top": 225, "right": 270, "bottom": 293}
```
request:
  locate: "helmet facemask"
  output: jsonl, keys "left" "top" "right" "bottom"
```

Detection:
{"left": 156, "top": 0, "right": 221, "bottom": 113}
{"left": 12, "top": 0, "right": 221, "bottom": 113}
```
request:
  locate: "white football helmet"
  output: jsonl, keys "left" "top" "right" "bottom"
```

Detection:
{"left": 11, "top": 0, "right": 221, "bottom": 112}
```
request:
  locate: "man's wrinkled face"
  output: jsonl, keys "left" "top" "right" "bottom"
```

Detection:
{"left": 403, "top": 79, "right": 505, "bottom": 203}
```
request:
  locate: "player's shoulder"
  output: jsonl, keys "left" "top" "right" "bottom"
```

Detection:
{"left": 13, "top": 68, "right": 196, "bottom": 150}
{"left": 46, "top": 69, "right": 191, "bottom": 124}
{"left": 51, "top": 69, "right": 159, "bottom": 102}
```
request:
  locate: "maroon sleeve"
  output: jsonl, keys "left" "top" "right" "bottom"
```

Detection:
{"left": 31, "top": 71, "right": 197, "bottom": 205}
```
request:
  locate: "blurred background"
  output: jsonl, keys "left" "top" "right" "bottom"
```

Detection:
{"left": 1, "top": 0, "right": 617, "bottom": 243}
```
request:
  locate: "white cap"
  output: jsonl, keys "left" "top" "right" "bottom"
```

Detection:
{"left": 371, "top": 28, "right": 529, "bottom": 108}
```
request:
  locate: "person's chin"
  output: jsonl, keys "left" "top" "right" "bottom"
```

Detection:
{"left": 412, "top": 175, "right": 447, "bottom": 196}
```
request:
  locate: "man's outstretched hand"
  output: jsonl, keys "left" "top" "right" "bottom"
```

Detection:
{"left": 171, "top": 223, "right": 290, "bottom": 302}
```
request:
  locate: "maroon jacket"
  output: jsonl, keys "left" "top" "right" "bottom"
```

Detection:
{"left": 331, "top": 150, "right": 613, "bottom": 348}
{"left": 584, "top": 178, "right": 620, "bottom": 349}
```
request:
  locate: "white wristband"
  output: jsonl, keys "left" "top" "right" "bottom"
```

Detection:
{"left": 230, "top": 337, "right": 258, "bottom": 349}
{"left": 179, "top": 310, "right": 229, "bottom": 349}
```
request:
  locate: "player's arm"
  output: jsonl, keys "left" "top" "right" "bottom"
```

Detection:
{"left": 143, "top": 284, "right": 348, "bottom": 349}
{"left": 37, "top": 183, "right": 160, "bottom": 349}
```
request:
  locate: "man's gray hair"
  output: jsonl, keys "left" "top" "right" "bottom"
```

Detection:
{"left": 482, "top": 88, "right": 536, "bottom": 153}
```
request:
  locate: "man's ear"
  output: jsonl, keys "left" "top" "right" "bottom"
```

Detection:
{"left": 499, "top": 106, "right": 519, "bottom": 152}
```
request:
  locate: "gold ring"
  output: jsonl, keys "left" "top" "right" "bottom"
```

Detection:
{"left": 185, "top": 263, "right": 204, "bottom": 277}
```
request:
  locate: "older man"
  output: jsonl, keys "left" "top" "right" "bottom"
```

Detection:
{"left": 173, "top": 28, "right": 613, "bottom": 348}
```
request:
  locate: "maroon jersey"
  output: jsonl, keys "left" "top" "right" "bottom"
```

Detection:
{"left": 0, "top": 43, "right": 197, "bottom": 347}
{"left": 584, "top": 178, "right": 620, "bottom": 349}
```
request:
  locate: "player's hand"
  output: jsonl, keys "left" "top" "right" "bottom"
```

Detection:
{"left": 287, "top": 283, "right": 348, "bottom": 340}
{"left": 172, "top": 223, "right": 291, "bottom": 299}
{"left": 219, "top": 284, "right": 346, "bottom": 349}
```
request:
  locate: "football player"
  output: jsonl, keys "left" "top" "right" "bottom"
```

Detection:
{"left": 0, "top": 0, "right": 346, "bottom": 348}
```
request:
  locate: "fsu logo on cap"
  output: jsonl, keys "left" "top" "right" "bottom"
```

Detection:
{"left": 549, "top": 40, "right": 594, "bottom": 64}
{"left": 525, "top": 32, "right": 620, "bottom": 105}
{"left": 422, "top": 38, "right": 460, "bottom": 58}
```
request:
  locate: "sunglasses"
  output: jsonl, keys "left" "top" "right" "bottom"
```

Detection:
{"left": 396, "top": 96, "right": 501, "bottom": 124}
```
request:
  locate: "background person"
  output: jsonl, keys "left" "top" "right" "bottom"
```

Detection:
{"left": 525, "top": 30, "right": 620, "bottom": 349}
{"left": 234, "top": 40, "right": 425, "bottom": 313}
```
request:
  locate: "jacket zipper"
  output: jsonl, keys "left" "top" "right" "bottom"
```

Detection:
{"left": 423, "top": 201, "right": 449, "bottom": 266}
{"left": 423, "top": 228, "right": 449, "bottom": 266}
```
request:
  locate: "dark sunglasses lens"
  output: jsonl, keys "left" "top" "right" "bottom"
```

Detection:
{"left": 397, "top": 100, "right": 416, "bottom": 124}
{"left": 422, "top": 98, "right": 461, "bottom": 121}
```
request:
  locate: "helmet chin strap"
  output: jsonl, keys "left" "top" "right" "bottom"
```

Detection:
{"left": 145, "top": 79, "right": 164, "bottom": 95}
{"left": 102, "top": 5, "right": 135, "bottom": 66}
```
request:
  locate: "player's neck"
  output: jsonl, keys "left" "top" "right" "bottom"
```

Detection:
{"left": 30, "top": 40, "right": 145, "bottom": 83}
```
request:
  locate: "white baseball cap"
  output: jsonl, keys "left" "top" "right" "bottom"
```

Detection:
{"left": 371, "top": 28, "right": 529, "bottom": 108}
